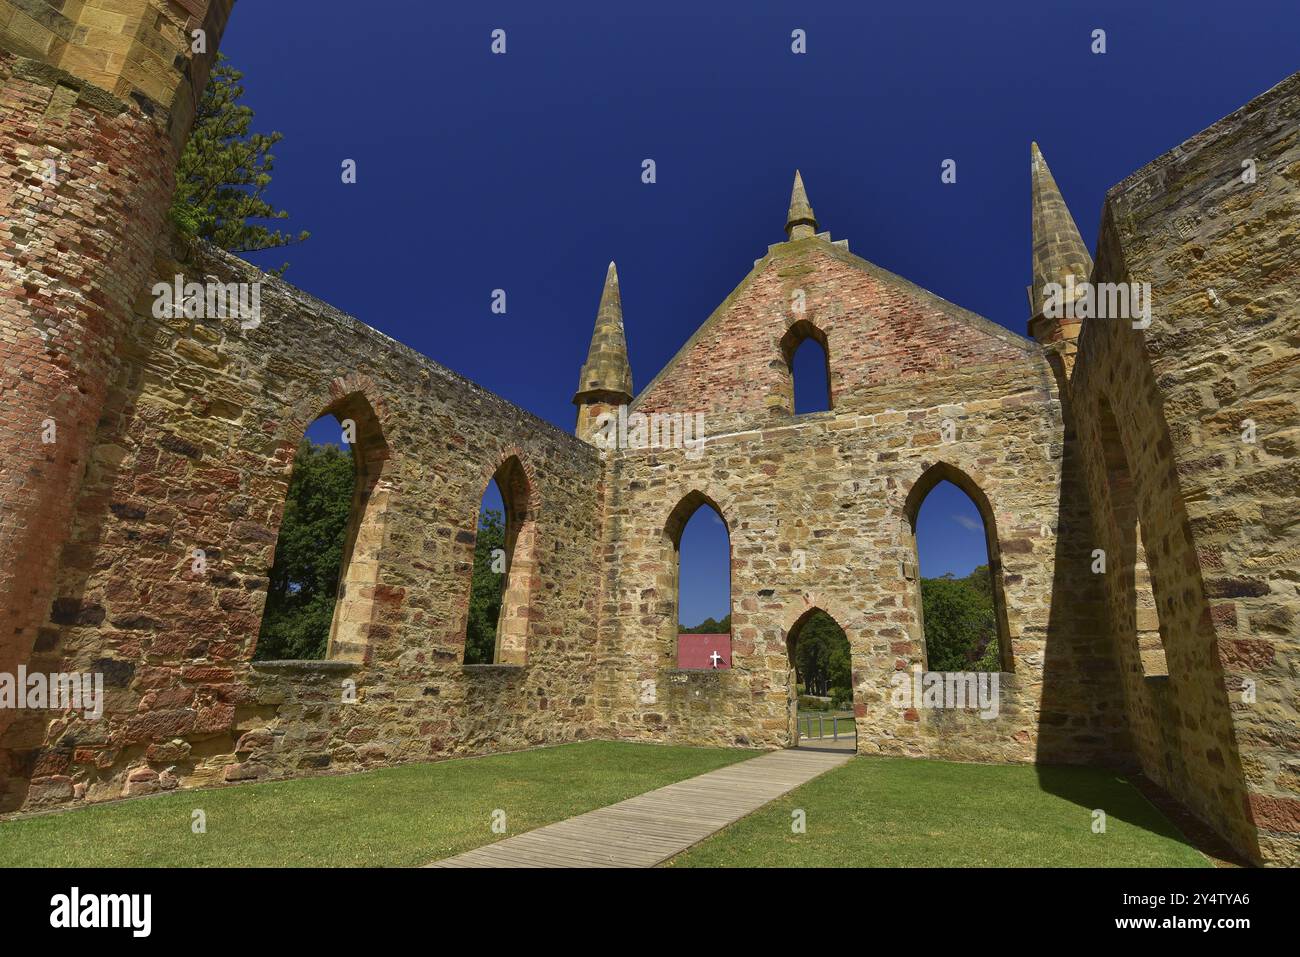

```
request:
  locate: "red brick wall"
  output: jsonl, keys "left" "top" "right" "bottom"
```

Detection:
{"left": 0, "top": 50, "right": 178, "bottom": 795}
{"left": 634, "top": 241, "right": 1041, "bottom": 432}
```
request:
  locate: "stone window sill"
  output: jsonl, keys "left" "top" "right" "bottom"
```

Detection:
{"left": 461, "top": 663, "right": 527, "bottom": 673}
{"left": 251, "top": 660, "right": 359, "bottom": 674}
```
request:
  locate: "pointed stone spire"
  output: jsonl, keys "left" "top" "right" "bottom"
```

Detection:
{"left": 785, "top": 170, "right": 819, "bottom": 240}
{"left": 1028, "top": 142, "right": 1094, "bottom": 382}
{"left": 1029, "top": 142, "right": 1093, "bottom": 318}
{"left": 573, "top": 262, "right": 633, "bottom": 442}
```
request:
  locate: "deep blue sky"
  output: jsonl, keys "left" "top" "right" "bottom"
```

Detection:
{"left": 247, "top": 1, "right": 1299, "bottom": 626}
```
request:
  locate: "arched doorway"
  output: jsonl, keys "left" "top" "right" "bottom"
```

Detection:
{"left": 785, "top": 608, "right": 853, "bottom": 749}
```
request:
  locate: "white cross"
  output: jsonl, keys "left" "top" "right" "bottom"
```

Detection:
{"left": 709, "top": 650, "right": 722, "bottom": 668}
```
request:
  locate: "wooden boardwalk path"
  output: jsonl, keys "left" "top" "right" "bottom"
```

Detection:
{"left": 427, "top": 747, "right": 851, "bottom": 868}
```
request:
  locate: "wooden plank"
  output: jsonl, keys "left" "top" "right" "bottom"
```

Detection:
{"left": 426, "top": 748, "right": 851, "bottom": 868}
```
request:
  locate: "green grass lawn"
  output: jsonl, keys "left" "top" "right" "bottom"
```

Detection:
{"left": 0, "top": 740, "right": 754, "bottom": 868}
{"left": 666, "top": 756, "right": 1210, "bottom": 867}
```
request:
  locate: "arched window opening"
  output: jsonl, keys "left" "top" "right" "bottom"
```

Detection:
{"left": 786, "top": 608, "right": 854, "bottom": 748}
{"left": 780, "top": 320, "right": 832, "bottom": 415}
{"left": 905, "top": 465, "right": 1013, "bottom": 673}
{"left": 1097, "top": 398, "right": 1168, "bottom": 678}
{"left": 464, "top": 479, "right": 505, "bottom": 665}
{"left": 665, "top": 492, "right": 731, "bottom": 669}
{"left": 255, "top": 394, "right": 390, "bottom": 663}
{"left": 464, "top": 456, "right": 535, "bottom": 665}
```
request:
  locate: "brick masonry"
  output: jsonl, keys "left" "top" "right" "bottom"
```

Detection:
{"left": 0, "top": 5, "right": 1296, "bottom": 866}
{"left": 0, "top": 46, "right": 179, "bottom": 790}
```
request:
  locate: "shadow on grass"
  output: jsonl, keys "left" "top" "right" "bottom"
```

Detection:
{"left": 667, "top": 756, "right": 1210, "bottom": 868}
{"left": 1034, "top": 765, "right": 1187, "bottom": 842}
{"left": 1037, "top": 764, "right": 1251, "bottom": 866}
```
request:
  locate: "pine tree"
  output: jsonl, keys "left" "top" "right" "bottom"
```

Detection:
{"left": 170, "top": 55, "right": 308, "bottom": 274}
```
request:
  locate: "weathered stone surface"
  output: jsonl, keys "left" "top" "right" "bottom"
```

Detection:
{"left": 599, "top": 240, "right": 1105, "bottom": 767}
{"left": 0, "top": 8, "right": 1295, "bottom": 869}
{"left": 1069, "top": 70, "right": 1300, "bottom": 867}
{"left": 0, "top": 229, "right": 604, "bottom": 812}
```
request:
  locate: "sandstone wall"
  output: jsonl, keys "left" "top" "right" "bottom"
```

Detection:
{"left": 1071, "top": 71, "right": 1300, "bottom": 865}
{"left": 597, "top": 238, "right": 1129, "bottom": 768}
{"left": 1, "top": 240, "right": 604, "bottom": 810}
{"left": 0, "top": 0, "right": 232, "bottom": 146}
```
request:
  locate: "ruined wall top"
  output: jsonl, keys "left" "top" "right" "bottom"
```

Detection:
{"left": 631, "top": 229, "right": 1048, "bottom": 433}
{"left": 0, "top": 0, "right": 234, "bottom": 145}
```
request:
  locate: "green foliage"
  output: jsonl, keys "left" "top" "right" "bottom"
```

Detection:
{"left": 830, "top": 685, "right": 853, "bottom": 709}
{"left": 464, "top": 509, "right": 506, "bottom": 664}
{"left": 254, "top": 439, "right": 354, "bottom": 661}
{"left": 681, "top": 614, "right": 731, "bottom": 634}
{"left": 169, "top": 55, "right": 308, "bottom": 274}
{"left": 965, "top": 563, "right": 992, "bottom": 595}
{"left": 920, "top": 565, "right": 1000, "bottom": 671}
{"left": 793, "top": 611, "right": 850, "bottom": 697}
{"left": 798, "top": 695, "right": 831, "bottom": 712}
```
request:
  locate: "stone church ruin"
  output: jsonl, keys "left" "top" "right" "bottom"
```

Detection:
{"left": 0, "top": 2, "right": 1296, "bottom": 866}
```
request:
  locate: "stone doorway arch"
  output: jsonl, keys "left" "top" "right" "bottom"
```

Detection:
{"left": 782, "top": 599, "right": 856, "bottom": 750}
